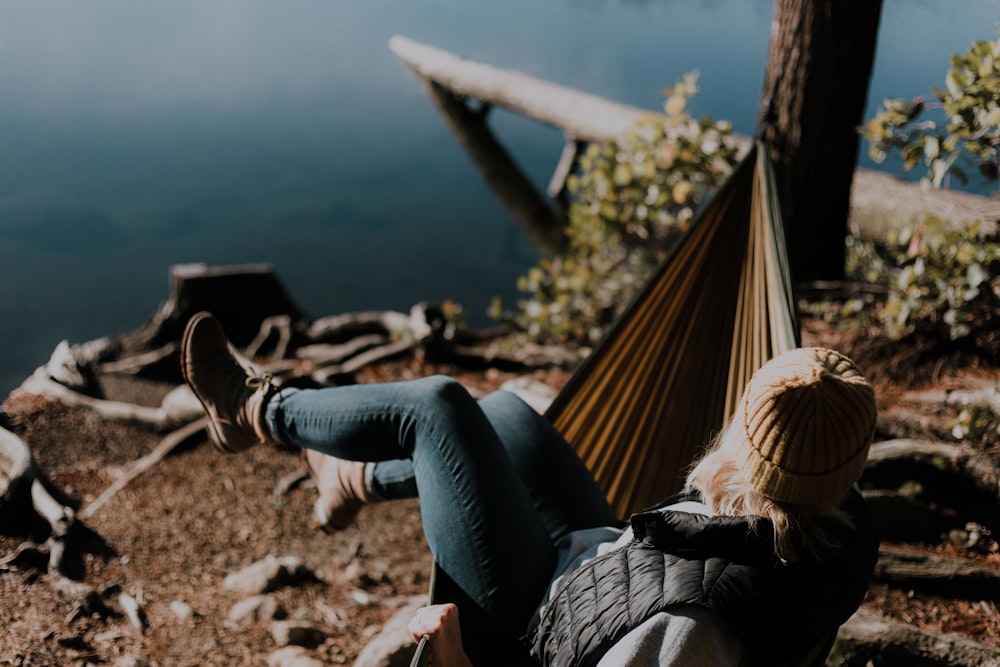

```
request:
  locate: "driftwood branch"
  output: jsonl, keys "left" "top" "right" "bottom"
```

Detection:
{"left": 389, "top": 34, "right": 648, "bottom": 144}
{"left": 1, "top": 426, "right": 71, "bottom": 540}
{"left": 413, "top": 76, "right": 568, "bottom": 256}
{"left": 20, "top": 370, "right": 202, "bottom": 431}
{"left": 245, "top": 315, "right": 295, "bottom": 361}
{"left": 80, "top": 417, "right": 208, "bottom": 521}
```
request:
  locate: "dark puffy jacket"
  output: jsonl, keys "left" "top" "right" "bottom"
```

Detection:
{"left": 529, "top": 489, "right": 878, "bottom": 667}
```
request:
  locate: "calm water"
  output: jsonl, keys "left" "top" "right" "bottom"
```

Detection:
{"left": 0, "top": 0, "right": 997, "bottom": 395}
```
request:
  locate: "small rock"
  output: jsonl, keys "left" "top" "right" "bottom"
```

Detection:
{"left": 266, "top": 646, "right": 325, "bottom": 667}
{"left": 269, "top": 620, "right": 326, "bottom": 648}
{"left": 112, "top": 655, "right": 148, "bottom": 667}
{"left": 499, "top": 376, "right": 556, "bottom": 414}
{"left": 349, "top": 589, "right": 373, "bottom": 606}
{"left": 169, "top": 600, "right": 195, "bottom": 621}
{"left": 114, "top": 655, "right": 147, "bottom": 667}
{"left": 161, "top": 385, "right": 204, "bottom": 422}
{"left": 229, "top": 595, "right": 287, "bottom": 625}
{"left": 343, "top": 560, "right": 390, "bottom": 588}
{"left": 353, "top": 596, "right": 425, "bottom": 667}
{"left": 224, "top": 555, "right": 316, "bottom": 594}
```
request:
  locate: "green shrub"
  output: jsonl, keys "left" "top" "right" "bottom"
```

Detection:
{"left": 863, "top": 30, "right": 1000, "bottom": 197}
{"left": 490, "top": 73, "right": 740, "bottom": 343}
{"left": 839, "top": 218, "right": 1000, "bottom": 342}
{"left": 880, "top": 219, "right": 1000, "bottom": 341}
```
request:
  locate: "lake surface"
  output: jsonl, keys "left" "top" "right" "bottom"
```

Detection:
{"left": 1, "top": 0, "right": 997, "bottom": 395}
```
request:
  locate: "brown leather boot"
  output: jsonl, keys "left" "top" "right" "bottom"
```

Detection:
{"left": 181, "top": 312, "right": 276, "bottom": 453}
{"left": 304, "top": 449, "right": 371, "bottom": 532}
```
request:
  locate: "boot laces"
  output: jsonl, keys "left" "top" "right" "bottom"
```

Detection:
{"left": 245, "top": 371, "right": 273, "bottom": 393}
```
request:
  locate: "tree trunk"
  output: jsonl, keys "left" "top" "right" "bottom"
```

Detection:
{"left": 758, "top": 0, "right": 883, "bottom": 283}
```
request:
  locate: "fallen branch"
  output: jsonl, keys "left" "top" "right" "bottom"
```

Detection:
{"left": 97, "top": 342, "right": 178, "bottom": 376}
{"left": 876, "top": 547, "right": 1000, "bottom": 599}
{"left": 311, "top": 338, "right": 417, "bottom": 385}
{"left": 20, "top": 370, "right": 201, "bottom": 431}
{"left": 833, "top": 607, "right": 1000, "bottom": 667}
{"left": 296, "top": 335, "right": 388, "bottom": 366}
{"left": 80, "top": 417, "right": 208, "bottom": 521}
{"left": 866, "top": 439, "right": 1000, "bottom": 504}
{"left": 389, "top": 35, "right": 648, "bottom": 144}
{"left": 245, "top": 315, "right": 295, "bottom": 361}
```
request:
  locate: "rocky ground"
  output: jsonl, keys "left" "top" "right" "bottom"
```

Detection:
{"left": 1, "top": 316, "right": 998, "bottom": 666}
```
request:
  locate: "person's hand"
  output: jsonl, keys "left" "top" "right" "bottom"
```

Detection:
{"left": 408, "top": 603, "right": 473, "bottom": 667}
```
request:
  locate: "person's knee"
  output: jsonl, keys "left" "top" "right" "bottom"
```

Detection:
{"left": 479, "top": 390, "right": 532, "bottom": 418}
{"left": 415, "top": 375, "right": 476, "bottom": 411}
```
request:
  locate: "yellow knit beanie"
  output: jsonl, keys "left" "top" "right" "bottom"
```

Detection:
{"left": 739, "top": 347, "right": 876, "bottom": 506}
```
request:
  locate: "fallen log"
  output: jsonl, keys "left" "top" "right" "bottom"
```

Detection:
{"left": 876, "top": 547, "right": 1000, "bottom": 599}
{"left": 389, "top": 35, "right": 1000, "bottom": 240}
{"left": 833, "top": 607, "right": 1000, "bottom": 667}
{"left": 389, "top": 34, "right": 648, "bottom": 144}
{"left": 863, "top": 489, "right": 957, "bottom": 543}
{"left": 861, "top": 439, "right": 1000, "bottom": 543}
{"left": 865, "top": 440, "right": 1000, "bottom": 526}
{"left": 413, "top": 74, "right": 568, "bottom": 254}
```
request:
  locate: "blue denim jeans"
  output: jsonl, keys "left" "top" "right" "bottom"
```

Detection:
{"left": 264, "top": 375, "right": 616, "bottom": 657}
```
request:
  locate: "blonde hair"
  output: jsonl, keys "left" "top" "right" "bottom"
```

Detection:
{"left": 686, "top": 416, "right": 853, "bottom": 564}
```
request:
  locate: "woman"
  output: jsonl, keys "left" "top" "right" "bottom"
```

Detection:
{"left": 181, "top": 311, "right": 879, "bottom": 666}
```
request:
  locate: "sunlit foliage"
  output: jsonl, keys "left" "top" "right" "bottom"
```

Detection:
{"left": 863, "top": 30, "right": 1000, "bottom": 197}
{"left": 490, "top": 73, "right": 740, "bottom": 343}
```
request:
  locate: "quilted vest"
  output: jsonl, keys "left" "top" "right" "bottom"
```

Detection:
{"left": 528, "top": 489, "right": 878, "bottom": 667}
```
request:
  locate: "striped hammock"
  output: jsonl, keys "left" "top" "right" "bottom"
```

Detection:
{"left": 545, "top": 139, "right": 800, "bottom": 518}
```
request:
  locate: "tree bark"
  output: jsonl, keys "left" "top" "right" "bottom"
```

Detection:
{"left": 758, "top": 0, "right": 883, "bottom": 283}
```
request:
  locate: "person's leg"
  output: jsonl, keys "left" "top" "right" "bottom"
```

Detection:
{"left": 266, "top": 376, "right": 557, "bottom": 656}
{"left": 367, "top": 458, "right": 418, "bottom": 499}
{"left": 477, "top": 391, "right": 619, "bottom": 541}
{"left": 351, "top": 391, "right": 618, "bottom": 541}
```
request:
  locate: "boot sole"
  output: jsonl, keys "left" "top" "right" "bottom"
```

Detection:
{"left": 180, "top": 312, "right": 234, "bottom": 453}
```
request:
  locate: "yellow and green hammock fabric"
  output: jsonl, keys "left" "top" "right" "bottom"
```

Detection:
{"left": 546, "top": 140, "right": 800, "bottom": 518}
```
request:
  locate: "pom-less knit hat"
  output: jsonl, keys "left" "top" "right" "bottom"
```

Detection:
{"left": 738, "top": 347, "right": 876, "bottom": 506}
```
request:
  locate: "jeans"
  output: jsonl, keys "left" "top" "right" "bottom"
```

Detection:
{"left": 264, "top": 375, "right": 616, "bottom": 658}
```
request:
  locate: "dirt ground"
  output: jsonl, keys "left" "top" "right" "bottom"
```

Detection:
{"left": 1, "top": 319, "right": 999, "bottom": 666}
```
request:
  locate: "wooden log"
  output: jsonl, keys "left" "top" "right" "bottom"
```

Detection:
{"left": 389, "top": 35, "right": 648, "bottom": 144}
{"left": 389, "top": 35, "right": 1000, "bottom": 239}
{"left": 415, "top": 76, "right": 568, "bottom": 256}
{"left": 866, "top": 439, "right": 1000, "bottom": 504}
{"left": 832, "top": 607, "right": 1000, "bottom": 667}
{"left": 876, "top": 547, "right": 1000, "bottom": 599}
{"left": 863, "top": 489, "right": 956, "bottom": 543}
{"left": 0, "top": 425, "right": 37, "bottom": 534}
{"left": 862, "top": 439, "right": 1000, "bottom": 537}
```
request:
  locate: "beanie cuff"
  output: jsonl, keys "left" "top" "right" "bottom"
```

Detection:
{"left": 745, "top": 456, "right": 864, "bottom": 506}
